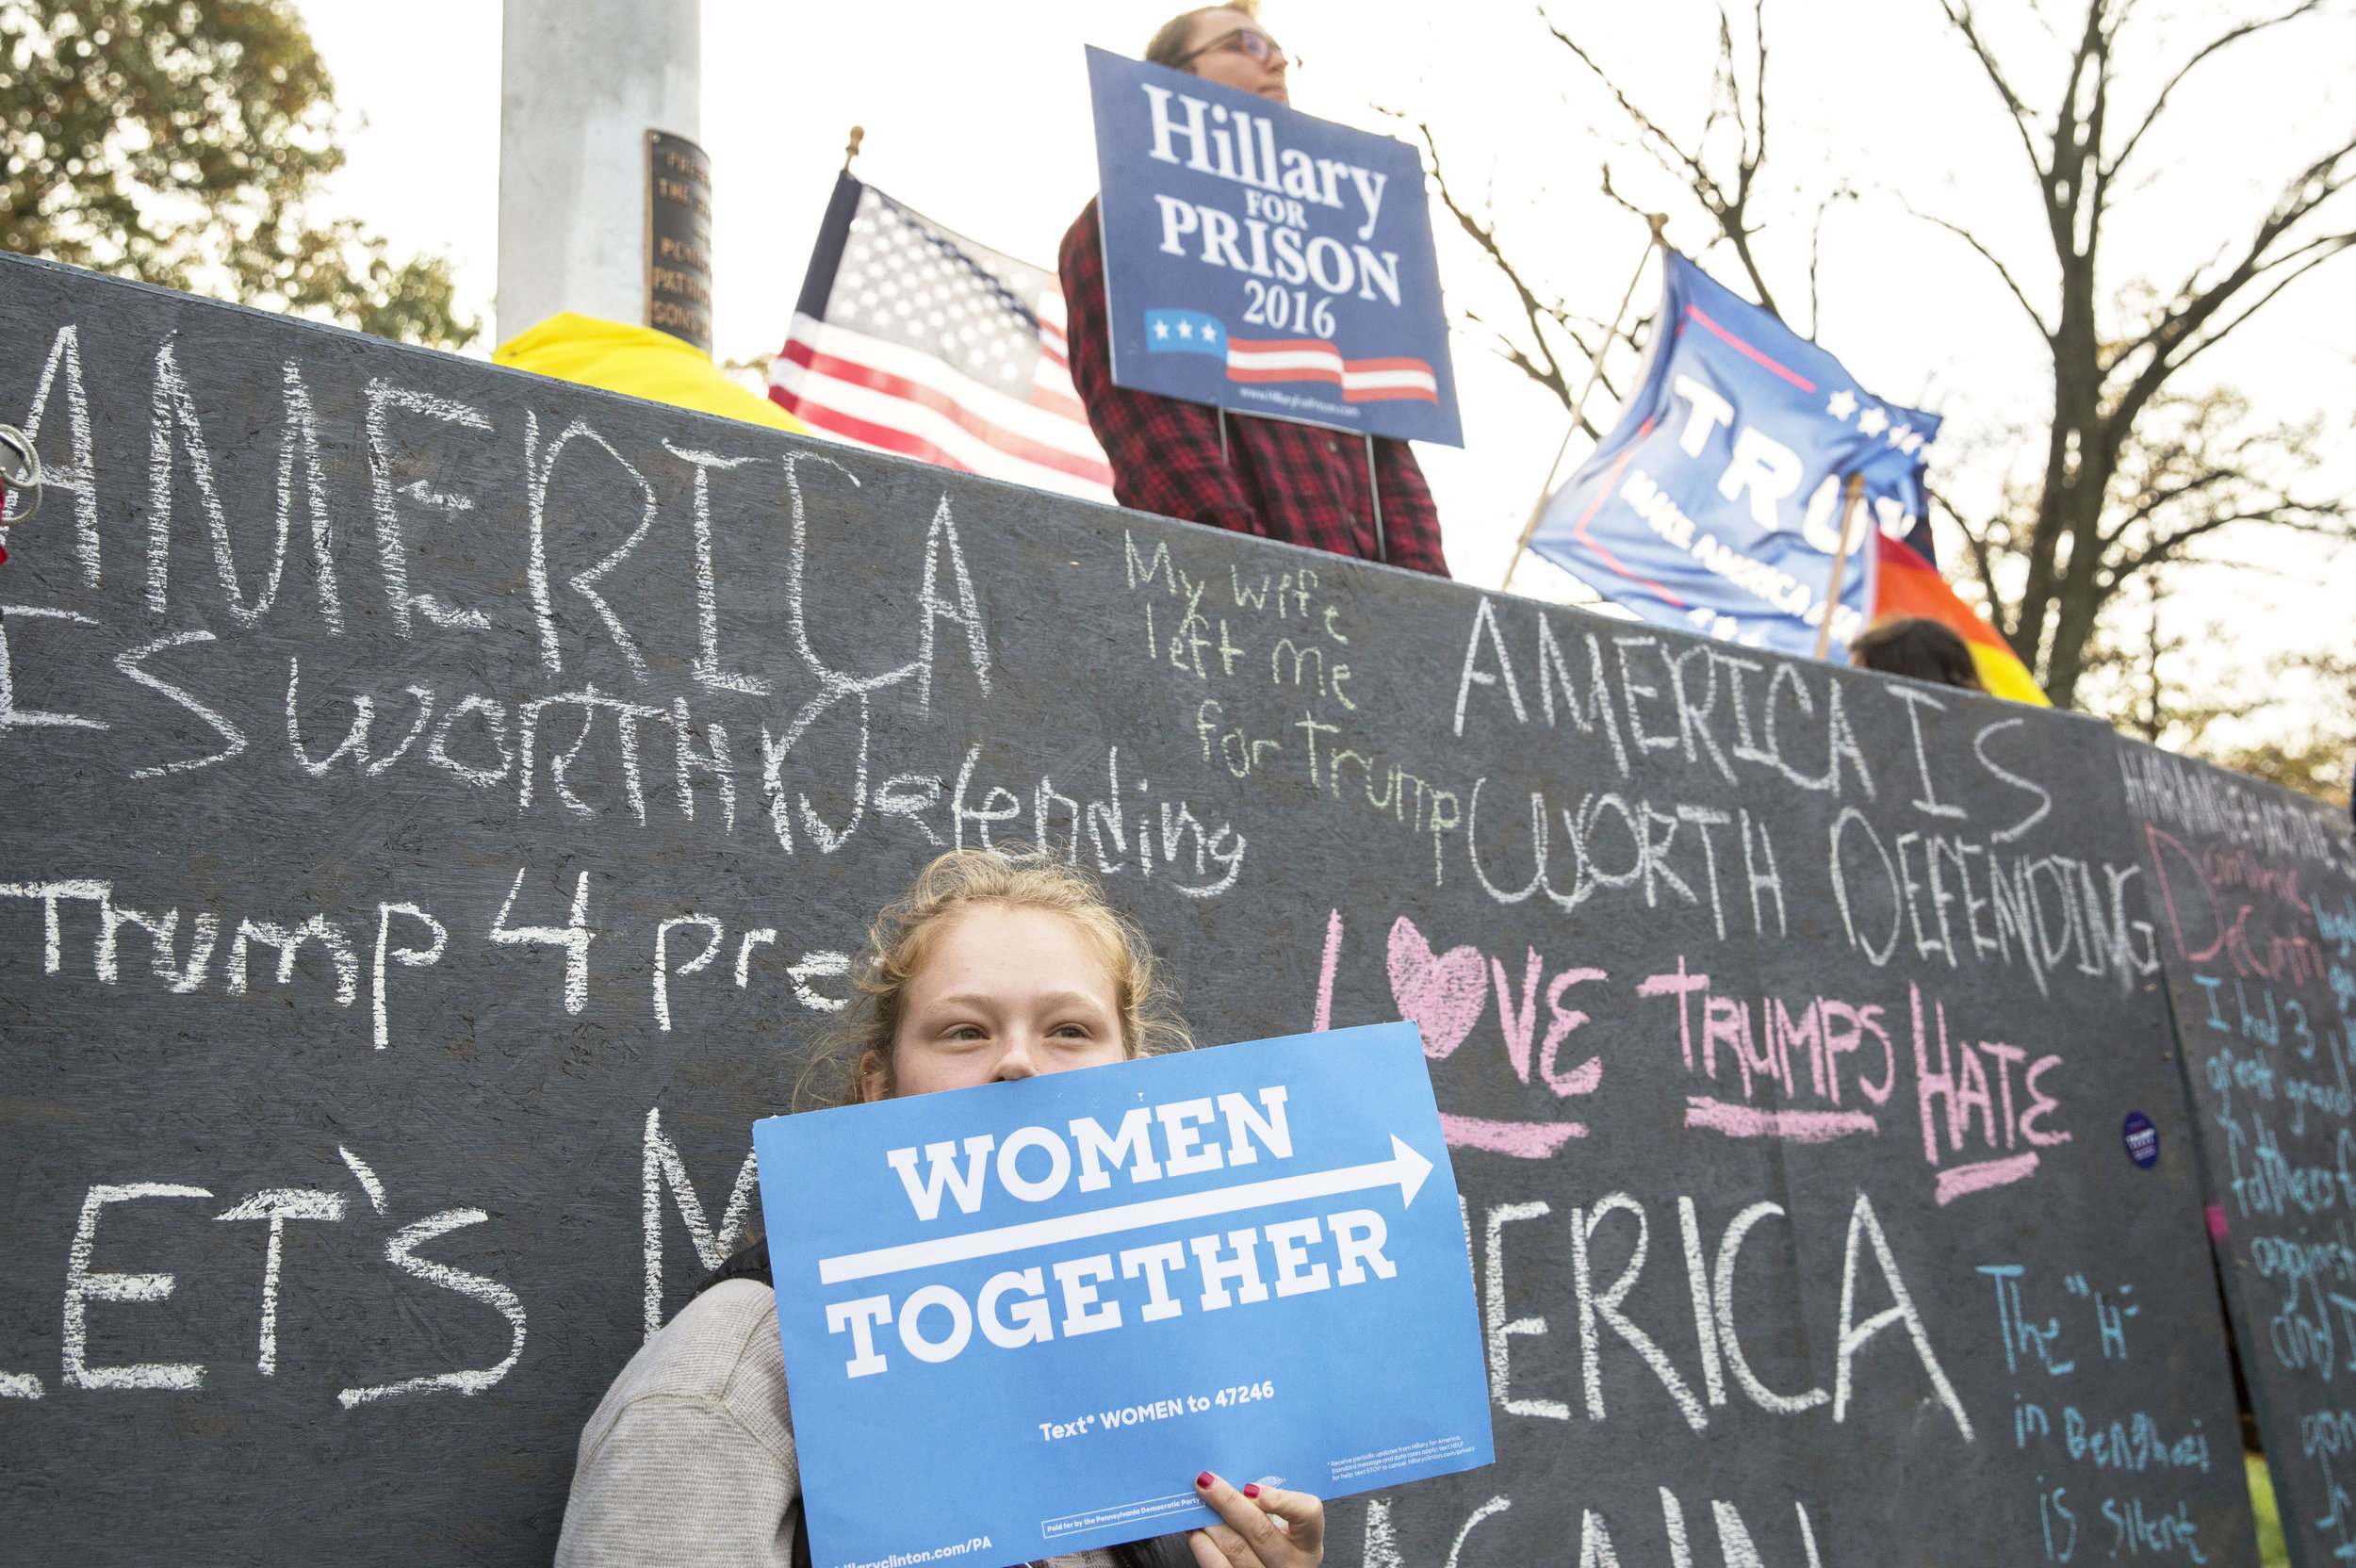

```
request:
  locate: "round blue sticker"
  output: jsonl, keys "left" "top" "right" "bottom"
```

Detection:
{"left": 2122, "top": 1111, "right": 2160, "bottom": 1168}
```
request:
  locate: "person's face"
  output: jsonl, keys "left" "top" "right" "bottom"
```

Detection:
{"left": 1183, "top": 8, "right": 1290, "bottom": 105}
{"left": 875, "top": 905, "right": 1129, "bottom": 1099}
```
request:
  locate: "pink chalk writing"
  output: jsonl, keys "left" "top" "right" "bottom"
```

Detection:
{"left": 1910, "top": 981, "right": 2069, "bottom": 1165}
{"left": 2146, "top": 824, "right": 2325, "bottom": 984}
{"left": 1492, "top": 950, "right": 1606, "bottom": 1096}
{"left": 1684, "top": 1098, "right": 1878, "bottom": 1144}
{"left": 1440, "top": 1114, "right": 1586, "bottom": 1159}
{"left": 1312, "top": 907, "right": 1342, "bottom": 1032}
{"left": 1321, "top": 913, "right": 1600, "bottom": 1157}
{"left": 1933, "top": 1152, "right": 2041, "bottom": 1206}
{"left": 1640, "top": 956, "right": 1894, "bottom": 1110}
{"left": 1385, "top": 916, "right": 1487, "bottom": 1059}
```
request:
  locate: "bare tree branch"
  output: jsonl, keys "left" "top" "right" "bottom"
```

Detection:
{"left": 1806, "top": 185, "right": 1855, "bottom": 339}
{"left": 1897, "top": 195, "right": 2054, "bottom": 337}
{"left": 1599, "top": 164, "right": 1654, "bottom": 224}
{"left": 2103, "top": 138, "right": 2356, "bottom": 438}
{"left": 1928, "top": 483, "right": 2015, "bottom": 641}
{"left": 2111, "top": 500, "right": 2348, "bottom": 580}
{"left": 1415, "top": 120, "right": 1637, "bottom": 434}
{"left": 2102, "top": 0, "right": 2325, "bottom": 182}
{"left": 2123, "top": 228, "right": 2356, "bottom": 400}
{"left": 1541, "top": 11, "right": 1721, "bottom": 199}
{"left": 2097, "top": 466, "right": 2239, "bottom": 548}
{"left": 1540, "top": 2, "right": 1781, "bottom": 314}
{"left": 1936, "top": 1, "right": 2051, "bottom": 179}
{"left": 1749, "top": 1, "right": 1770, "bottom": 173}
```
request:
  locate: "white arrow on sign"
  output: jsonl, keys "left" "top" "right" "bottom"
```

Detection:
{"left": 817, "top": 1134, "right": 1435, "bottom": 1285}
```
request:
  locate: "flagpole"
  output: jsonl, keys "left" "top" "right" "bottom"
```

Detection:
{"left": 843, "top": 125, "right": 863, "bottom": 172}
{"left": 1811, "top": 472, "right": 1868, "bottom": 662}
{"left": 1366, "top": 434, "right": 1386, "bottom": 564}
{"left": 1499, "top": 211, "right": 1668, "bottom": 592}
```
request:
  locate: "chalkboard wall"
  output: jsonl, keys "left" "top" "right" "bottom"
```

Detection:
{"left": 0, "top": 253, "right": 2257, "bottom": 1566}
{"left": 2126, "top": 743, "right": 2356, "bottom": 1568}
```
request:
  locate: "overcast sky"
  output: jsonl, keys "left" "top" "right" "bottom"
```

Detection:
{"left": 294, "top": 0, "right": 2355, "bottom": 724}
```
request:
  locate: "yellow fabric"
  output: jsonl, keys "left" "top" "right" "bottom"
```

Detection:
{"left": 493, "top": 313, "right": 811, "bottom": 435}
{"left": 1968, "top": 641, "right": 2052, "bottom": 706}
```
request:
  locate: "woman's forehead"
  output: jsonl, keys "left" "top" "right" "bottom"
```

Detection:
{"left": 1190, "top": 7, "right": 1258, "bottom": 42}
{"left": 919, "top": 904, "right": 1121, "bottom": 988}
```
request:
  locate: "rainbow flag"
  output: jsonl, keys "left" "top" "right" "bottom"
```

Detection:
{"left": 1872, "top": 533, "right": 2048, "bottom": 705}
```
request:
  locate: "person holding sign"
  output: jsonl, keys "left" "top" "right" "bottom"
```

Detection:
{"left": 1059, "top": 6, "right": 1450, "bottom": 578}
{"left": 553, "top": 849, "right": 1325, "bottom": 1568}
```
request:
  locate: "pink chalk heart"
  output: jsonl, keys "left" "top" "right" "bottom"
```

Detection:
{"left": 1386, "top": 916, "right": 1490, "bottom": 1060}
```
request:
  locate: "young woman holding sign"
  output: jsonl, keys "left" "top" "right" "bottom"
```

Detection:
{"left": 553, "top": 848, "right": 1325, "bottom": 1568}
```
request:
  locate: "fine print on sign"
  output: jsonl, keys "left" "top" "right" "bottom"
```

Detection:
{"left": 1086, "top": 47, "right": 1463, "bottom": 446}
{"left": 646, "top": 129, "right": 713, "bottom": 354}
{"left": 755, "top": 1024, "right": 1493, "bottom": 1568}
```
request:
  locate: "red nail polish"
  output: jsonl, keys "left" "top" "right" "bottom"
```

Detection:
{"left": 1196, "top": 1472, "right": 1214, "bottom": 1490}
{"left": 1243, "top": 1484, "right": 1262, "bottom": 1499}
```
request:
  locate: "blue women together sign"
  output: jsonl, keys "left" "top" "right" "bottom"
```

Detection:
{"left": 1085, "top": 47, "right": 1463, "bottom": 446}
{"left": 753, "top": 1023, "right": 1491, "bottom": 1567}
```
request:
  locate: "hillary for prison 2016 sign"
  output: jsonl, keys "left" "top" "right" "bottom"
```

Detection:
{"left": 753, "top": 1023, "right": 1492, "bottom": 1568}
{"left": 1085, "top": 47, "right": 1464, "bottom": 446}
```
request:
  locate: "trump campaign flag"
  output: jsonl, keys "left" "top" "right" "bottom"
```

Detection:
{"left": 772, "top": 174, "right": 1116, "bottom": 502}
{"left": 1530, "top": 252, "right": 1940, "bottom": 658}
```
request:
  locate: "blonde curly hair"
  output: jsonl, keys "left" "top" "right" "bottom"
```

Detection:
{"left": 795, "top": 846, "right": 1191, "bottom": 1109}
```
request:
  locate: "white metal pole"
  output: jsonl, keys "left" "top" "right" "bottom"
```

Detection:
{"left": 497, "top": 0, "right": 702, "bottom": 343}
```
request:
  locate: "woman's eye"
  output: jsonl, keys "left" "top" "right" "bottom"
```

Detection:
{"left": 949, "top": 1024, "right": 987, "bottom": 1041}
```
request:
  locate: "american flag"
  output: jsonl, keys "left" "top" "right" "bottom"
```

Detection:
{"left": 771, "top": 174, "right": 1114, "bottom": 501}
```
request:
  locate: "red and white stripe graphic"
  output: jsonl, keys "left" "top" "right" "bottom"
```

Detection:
{"left": 774, "top": 310, "right": 1112, "bottom": 501}
{"left": 1223, "top": 337, "right": 1439, "bottom": 403}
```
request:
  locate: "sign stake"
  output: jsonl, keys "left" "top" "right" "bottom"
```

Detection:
{"left": 1500, "top": 212, "right": 1667, "bottom": 592}
{"left": 1811, "top": 471, "right": 1869, "bottom": 662}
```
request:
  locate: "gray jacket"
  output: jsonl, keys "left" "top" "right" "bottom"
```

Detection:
{"left": 553, "top": 1279, "right": 1119, "bottom": 1568}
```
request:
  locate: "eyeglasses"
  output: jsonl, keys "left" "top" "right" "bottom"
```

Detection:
{"left": 1179, "top": 26, "right": 1296, "bottom": 73}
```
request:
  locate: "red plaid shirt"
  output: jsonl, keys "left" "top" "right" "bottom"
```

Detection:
{"left": 1059, "top": 203, "right": 1449, "bottom": 578}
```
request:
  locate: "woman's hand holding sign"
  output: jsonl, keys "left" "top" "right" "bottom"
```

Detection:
{"left": 1190, "top": 1472, "right": 1325, "bottom": 1568}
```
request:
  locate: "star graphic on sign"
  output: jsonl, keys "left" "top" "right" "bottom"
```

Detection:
{"left": 1153, "top": 319, "right": 1170, "bottom": 339}
{"left": 1856, "top": 406, "right": 1890, "bottom": 437}
{"left": 1203, "top": 323, "right": 1219, "bottom": 342}
{"left": 1177, "top": 319, "right": 1195, "bottom": 338}
{"left": 1826, "top": 389, "right": 1857, "bottom": 420}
